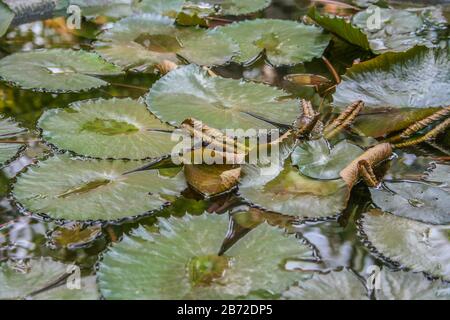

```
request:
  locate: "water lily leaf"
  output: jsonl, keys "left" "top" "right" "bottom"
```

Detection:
{"left": 283, "top": 269, "right": 369, "bottom": 300}
{"left": 370, "top": 181, "right": 450, "bottom": 224}
{"left": 239, "top": 161, "right": 350, "bottom": 219}
{"left": 360, "top": 210, "right": 450, "bottom": 280}
{"left": 98, "top": 213, "right": 315, "bottom": 299}
{"left": 334, "top": 46, "right": 450, "bottom": 110}
{"left": 47, "top": 222, "right": 103, "bottom": 249}
{"left": 137, "top": 0, "right": 185, "bottom": 17}
{"left": 38, "top": 98, "right": 176, "bottom": 160}
{"left": 186, "top": 0, "right": 271, "bottom": 16}
{"left": 0, "top": 258, "right": 99, "bottom": 300}
{"left": 70, "top": 0, "right": 134, "bottom": 18}
{"left": 291, "top": 138, "right": 364, "bottom": 180}
{"left": 424, "top": 163, "right": 450, "bottom": 190}
{"left": 94, "top": 13, "right": 237, "bottom": 71}
{"left": 0, "top": 116, "right": 26, "bottom": 166}
{"left": 307, "top": 7, "right": 371, "bottom": 51}
{"left": 352, "top": 6, "right": 447, "bottom": 54}
{"left": 0, "top": 1, "right": 14, "bottom": 37}
{"left": 146, "top": 64, "right": 300, "bottom": 130}
{"left": 0, "top": 49, "right": 122, "bottom": 93}
{"left": 219, "top": 19, "right": 331, "bottom": 66}
{"left": 12, "top": 154, "right": 186, "bottom": 221}
{"left": 184, "top": 164, "right": 241, "bottom": 197}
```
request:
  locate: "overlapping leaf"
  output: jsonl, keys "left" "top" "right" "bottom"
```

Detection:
{"left": 0, "top": 116, "right": 26, "bottom": 166}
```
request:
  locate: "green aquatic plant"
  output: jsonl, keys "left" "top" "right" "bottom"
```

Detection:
{"left": 0, "top": 116, "right": 27, "bottom": 166}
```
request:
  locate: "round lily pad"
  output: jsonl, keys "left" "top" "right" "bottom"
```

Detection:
{"left": 38, "top": 98, "right": 176, "bottom": 160}
{"left": 12, "top": 154, "right": 186, "bottom": 221}
{"left": 291, "top": 138, "right": 363, "bottom": 180}
{"left": 359, "top": 210, "right": 450, "bottom": 281}
{"left": 0, "top": 116, "right": 26, "bottom": 166}
{"left": 98, "top": 213, "right": 316, "bottom": 299}
{"left": 146, "top": 64, "right": 300, "bottom": 130}
{"left": 370, "top": 181, "right": 450, "bottom": 225}
{"left": 0, "top": 49, "right": 122, "bottom": 93}
{"left": 219, "top": 19, "right": 331, "bottom": 66}
{"left": 0, "top": 258, "right": 99, "bottom": 300}
{"left": 94, "top": 13, "right": 237, "bottom": 70}
{"left": 333, "top": 46, "right": 450, "bottom": 109}
{"left": 239, "top": 161, "right": 350, "bottom": 219}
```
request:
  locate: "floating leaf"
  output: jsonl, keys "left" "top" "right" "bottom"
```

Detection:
{"left": 0, "top": 258, "right": 99, "bottom": 300}
{"left": 146, "top": 64, "right": 300, "bottom": 130}
{"left": 360, "top": 210, "right": 450, "bottom": 281}
{"left": 424, "top": 163, "right": 450, "bottom": 190}
{"left": 291, "top": 139, "right": 364, "bottom": 180}
{"left": 12, "top": 155, "right": 186, "bottom": 221}
{"left": 219, "top": 19, "right": 331, "bottom": 66}
{"left": 186, "top": 0, "right": 271, "bottom": 16}
{"left": 370, "top": 181, "right": 450, "bottom": 225}
{"left": 94, "top": 13, "right": 237, "bottom": 71}
{"left": 283, "top": 269, "right": 369, "bottom": 300}
{"left": 0, "top": 49, "right": 122, "bottom": 92}
{"left": 70, "top": 0, "right": 134, "bottom": 18}
{"left": 239, "top": 161, "right": 350, "bottom": 219}
{"left": 47, "top": 222, "right": 103, "bottom": 249}
{"left": 38, "top": 98, "right": 176, "bottom": 160}
{"left": 0, "top": 116, "right": 26, "bottom": 166}
{"left": 307, "top": 7, "right": 371, "bottom": 51}
{"left": 352, "top": 6, "right": 447, "bottom": 54}
{"left": 137, "top": 0, "right": 185, "bottom": 16}
{"left": 98, "top": 213, "right": 315, "bottom": 299}
{"left": 0, "top": 1, "right": 14, "bottom": 37}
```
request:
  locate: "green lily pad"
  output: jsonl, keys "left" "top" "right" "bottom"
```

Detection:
{"left": 352, "top": 6, "right": 447, "bottom": 54}
{"left": 70, "top": 0, "right": 134, "bottom": 18}
{"left": 307, "top": 7, "right": 371, "bottom": 51}
{"left": 239, "top": 161, "right": 350, "bottom": 219}
{"left": 333, "top": 46, "right": 450, "bottom": 112}
{"left": 283, "top": 269, "right": 369, "bottom": 300}
{"left": 370, "top": 181, "right": 450, "bottom": 224}
{"left": 291, "top": 139, "right": 364, "bottom": 180}
{"left": 186, "top": 0, "right": 271, "bottom": 16}
{"left": 360, "top": 210, "right": 450, "bottom": 281}
{"left": 94, "top": 13, "right": 237, "bottom": 71}
{"left": 0, "top": 49, "right": 122, "bottom": 93}
{"left": 136, "top": 0, "right": 185, "bottom": 16}
{"left": 0, "top": 258, "right": 99, "bottom": 300}
{"left": 98, "top": 213, "right": 315, "bottom": 299}
{"left": 146, "top": 64, "right": 300, "bottom": 130}
{"left": 0, "top": 116, "right": 26, "bottom": 166}
{"left": 38, "top": 98, "right": 176, "bottom": 160}
{"left": 424, "top": 163, "right": 450, "bottom": 190}
{"left": 0, "top": 1, "right": 14, "bottom": 37}
{"left": 219, "top": 19, "right": 331, "bottom": 66}
{"left": 12, "top": 154, "right": 186, "bottom": 221}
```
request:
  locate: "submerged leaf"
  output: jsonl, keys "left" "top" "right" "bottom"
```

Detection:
{"left": 48, "top": 222, "right": 103, "bottom": 249}
{"left": 12, "top": 155, "right": 186, "bottom": 221}
{"left": 94, "top": 13, "right": 237, "bottom": 71}
{"left": 360, "top": 210, "right": 450, "bottom": 281}
{"left": 0, "top": 116, "right": 26, "bottom": 166}
{"left": 291, "top": 139, "right": 363, "bottom": 180}
{"left": 38, "top": 98, "right": 176, "bottom": 160}
{"left": 370, "top": 181, "right": 450, "bottom": 224}
{"left": 219, "top": 19, "right": 331, "bottom": 66}
{"left": 0, "top": 49, "right": 122, "bottom": 92}
{"left": 146, "top": 64, "right": 300, "bottom": 130}
{"left": 0, "top": 258, "right": 99, "bottom": 300}
{"left": 98, "top": 213, "right": 316, "bottom": 299}
{"left": 239, "top": 161, "right": 350, "bottom": 219}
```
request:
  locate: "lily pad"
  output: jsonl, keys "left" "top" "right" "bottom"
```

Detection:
{"left": 146, "top": 64, "right": 300, "bottom": 130}
{"left": 94, "top": 13, "right": 237, "bottom": 71}
{"left": 333, "top": 46, "right": 450, "bottom": 110}
{"left": 0, "top": 49, "right": 122, "bottom": 93}
{"left": 70, "top": 0, "right": 134, "bottom": 18}
{"left": 219, "top": 19, "right": 331, "bottom": 66}
{"left": 12, "top": 154, "right": 186, "bottom": 221}
{"left": 38, "top": 98, "right": 176, "bottom": 160}
{"left": 98, "top": 213, "right": 316, "bottom": 299}
{"left": 0, "top": 258, "right": 99, "bottom": 300}
{"left": 0, "top": 1, "right": 14, "bottom": 37}
{"left": 136, "top": 0, "right": 185, "bottom": 16}
{"left": 370, "top": 181, "right": 450, "bottom": 224}
{"left": 359, "top": 210, "right": 450, "bottom": 281}
{"left": 0, "top": 116, "right": 26, "bottom": 166}
{"left": 352, "top": 6, "right": 447, "bottom": 54}
{"left": 424, "top": 163, "right": 450, "bottom": 190}
{"left": 239, "top": 161, "right": 350, "bottom": 219}
{"left": 291, "top": 139, "right": 364, "bottom": 180}
{"left": 186, "top": 0, "right": 271, "bottom": 16}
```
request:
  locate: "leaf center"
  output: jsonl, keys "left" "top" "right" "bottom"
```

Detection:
{"left": 81, "top": 118, "right": 139, "bottom": 136}
{"left": 57, "top": 179, "right": 111, "bottom": 198}
{"left": 187, "top": 254, "right": 230, "bottom": 287}
{"left": 253, "top": 32, "right": 281, "bottom": 54}
{"left": 134, "top": 33, "right": 182, "bottom": 53}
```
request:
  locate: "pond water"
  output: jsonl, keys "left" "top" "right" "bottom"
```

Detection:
{"left": 0, "top": 0, "right": 449, "bottom": 300}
